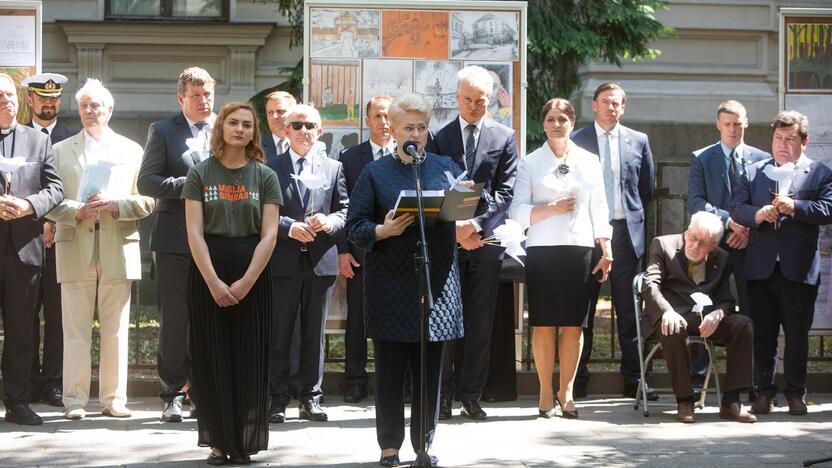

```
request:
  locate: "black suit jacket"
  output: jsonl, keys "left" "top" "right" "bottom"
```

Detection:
{"left": 137, "top": 112, "right": 201, "bottom": 255}
{"left": 26, "top": 120, "right": 76, "bottom": 146}
{"left": 426, "top": 116, "right": 517, "bottom": 261}
{"left": 335, "top": 140, "right": 375, "bottom": 261}
{"left": 0, "top": 125, "right": 64, "bottom": 266}
{"left": 571, "top": 123, "right": 654, "bottom": 258}
{"left": 266, "top": 149, "right": 349, "bottom": 277}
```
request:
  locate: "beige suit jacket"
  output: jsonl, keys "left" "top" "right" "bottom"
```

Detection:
{"left": 47, "top": 130, "right": 155, "bottom": 283}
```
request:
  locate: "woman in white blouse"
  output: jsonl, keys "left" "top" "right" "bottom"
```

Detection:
{"left": 509, "top": 98, "right": 612, "bottom": 419}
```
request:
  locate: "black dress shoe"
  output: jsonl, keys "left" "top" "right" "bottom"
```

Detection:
{"left": 379, "top": 453, "right": 400, "bottom": 467}
{"left": 556, "top": 397, "right": 578, "bottom": 419}
{"left": 343, "top": 384, "right": 368, "bottom": 403}
{"left": 268, "top": 403, "right": 286, "bottom": 423}
{"left": 460, "top": 399, "right": 487, "bottom": 420}
{"left": 299, "top": 400, "right": 328, "bottom": 422}
{"left": 4, "top": 403, "right": 43, "bottom": 425}
{"left": 43, "top": 387, "right": 63, "bottom": 407}
{"left": 229, "top": 454, "right": 252, "bottom": 465}
{"left": 623, "top": 383, "right": 658, "bottom": 401}
{"left": 438, "top": 395, "right": 452, "bottom": 420}
{"left": 206, "top": 453, "right": 228, "bottom": 466}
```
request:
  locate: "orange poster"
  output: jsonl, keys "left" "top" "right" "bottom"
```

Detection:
{"left": 381, "top": 10, "right": 449, "bottom": 60}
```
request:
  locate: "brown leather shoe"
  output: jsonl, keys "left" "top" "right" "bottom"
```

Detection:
{"left": 719, "top": 402, "right": 757, "bottom": 423}
{"left": 786, "top": 396, "right": 808, "bottom": 416}
{"left": 750, "top": 394, "right": 773, "bottom": 414}
{"left": 675, "top": 401, "right": 695, "bottom": 423}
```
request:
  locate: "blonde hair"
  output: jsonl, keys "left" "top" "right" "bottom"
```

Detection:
{"left": 457, "top": 66, "right": 493, "bottom": 95}
{"left": 265, "top": 90, "right": 296, "bottom": 106}
{"left": 210, "top": 102, "right": 265, "bottom": 163}
{"left": 388, "top": 94, "right": 431, "bottom": 126}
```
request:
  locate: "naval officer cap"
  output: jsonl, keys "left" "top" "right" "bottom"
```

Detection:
{"left": 21, "top": 73, "right": 68, "bottom": 98}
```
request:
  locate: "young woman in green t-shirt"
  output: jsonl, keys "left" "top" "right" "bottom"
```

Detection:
{"left": 183, "top": 101, "right": 283, "bottom": 465}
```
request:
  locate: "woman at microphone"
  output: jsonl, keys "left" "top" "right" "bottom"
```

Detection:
{"left": 346, "top": 94, "right": 465, "bottom": 467}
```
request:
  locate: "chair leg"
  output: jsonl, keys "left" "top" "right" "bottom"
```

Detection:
{"left": 708, "top": 341, "right": 721, "bottom": 403}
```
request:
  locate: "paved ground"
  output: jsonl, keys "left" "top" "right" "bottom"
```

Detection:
{"left": 2, "top": 394, "right": 832, "bottom": 467}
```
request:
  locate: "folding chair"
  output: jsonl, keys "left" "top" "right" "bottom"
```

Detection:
{"left": 632, "top": 272, "right": 721, "bottom": 417}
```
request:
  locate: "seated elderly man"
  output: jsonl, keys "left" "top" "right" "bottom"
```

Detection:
{"left": 642, "top": 211, "right": 755, "bottom": 423}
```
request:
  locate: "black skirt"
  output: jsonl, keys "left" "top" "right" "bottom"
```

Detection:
{"left": 526, "top": 245, "right": 594, "bottom": 327}
{"left": 188, "top": 234, "right": 271, "bottom": 458}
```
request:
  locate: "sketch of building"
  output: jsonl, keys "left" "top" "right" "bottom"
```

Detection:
{"left": 450, "top": 11, "right": 518, "bottom": 61}
{"left": 414, "top": 60, "right": 462, "bottom": 132}
{"left": 363, "top": 59, "right": 413, "bottom": 103}
{"left": 310, "top": 8, "right": 381, "bottom": 59}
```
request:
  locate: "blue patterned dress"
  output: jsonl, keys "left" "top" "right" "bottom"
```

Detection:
{"left": 346, "top": 152, "right": 464, "bottom": 343}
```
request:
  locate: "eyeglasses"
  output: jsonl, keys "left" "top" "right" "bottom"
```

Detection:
{"left": 685, "top": 231, "right": 716, "bottom": 248}
{"left": 289, "top": 121, "right": 318, "bottom": 130}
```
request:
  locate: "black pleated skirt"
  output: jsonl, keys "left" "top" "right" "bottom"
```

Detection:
{"left": 188, "top": 234, "right": 271, "bottom": 458}
{"left": 526, "top": 245, "right": 594, "bottom": 327}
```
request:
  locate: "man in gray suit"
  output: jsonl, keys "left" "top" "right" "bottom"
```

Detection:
{"left": 266, "top": 104, "right": 348, "bottom": 423}
{"left": 0, "top": 73, "right": 64, "bottom": 425}
{"left": 571, "top": 82, "right": 654, "bottom": 399}
{"left": 137, "top": 67, "right": 216, "bottom": 422}
{"left": 688, "top": 100, "right": 770, "bottom": 316}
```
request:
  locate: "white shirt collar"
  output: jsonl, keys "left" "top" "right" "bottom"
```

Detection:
{"left": 369, "top": 138, "right": 395, "bottom": 159}
{"left": 184, "top": 113, "right": 216, "bottom": 131}
{"left": 796, "top": 153, "right": 812, "bottom": 169}
{"left": 289, "top": 147, "right": 313, "bottom": 170}
{"left": 272, "top": 134, "right": 289, "bottom": 153}
{"left": 1, "top": 123, "right": 15, "bottom": 135}
{"left": 594, "top": 121, "right": 620, "bottom": 138}
{"left": 32, "top": 120, "right": 57, "bottom": 134}
{"left": 84, "top": 127, "right": 115, "bottom": 146}
{"left": 459, "top": 114, "right": 485, "bottom": 132}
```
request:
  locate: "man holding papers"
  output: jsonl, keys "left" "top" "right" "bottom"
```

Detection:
{"left": 0, "top": 73, "right": 64, "bottom": 426}
{"left": 47, "top": 78, "right": 154, "bottom": 420}
{"left": 266, "top": 104, "right": 348, "bottom": 423}
{"left": 642, "top": 212, "right": 755, "bottom": 424}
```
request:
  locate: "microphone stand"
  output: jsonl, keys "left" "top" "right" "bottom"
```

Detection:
{"left": 409, "top": 149, "right": 435, "bottom": 468}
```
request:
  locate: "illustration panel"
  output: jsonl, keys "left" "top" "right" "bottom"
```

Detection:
{"left": 450, "top": 11, "right": 519, "bottom": 61}
{"left": 363, "top": 59, "right": 413, "bottom": 103}
{"left": 381, "top": 10, "right": 449, "bottom": 60}
{"left": 414, "top": 60, "right": 462, "bottom": 132}
{"left": 310, "top": 59, "right": 361, "bottom": 128}
{"left": 320, "top": 128, "right": 361, "bottom": 161}
{"left": 310, "top": 8, "right": 381, "bottom": 58}
{"left": 786, "top": 21, "right": 832, "bottom": 91}
{"left": 466, "top": 61, "right": 513, "bottom": 128}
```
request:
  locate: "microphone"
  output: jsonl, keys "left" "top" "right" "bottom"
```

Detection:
{"left": 403, "top": 141, "right": 422, "bottom": 162}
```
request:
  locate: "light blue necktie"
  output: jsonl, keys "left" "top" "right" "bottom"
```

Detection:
{"left": 603, "top": 132, "right": 615, "bottom": 219}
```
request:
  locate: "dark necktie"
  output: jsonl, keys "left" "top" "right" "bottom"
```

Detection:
{"left": 465, "top": 124, "right": 477, "bottom": 176}
{"left": 296, "top": 158, "right": 309, "bottom": 208}
{"left": 728, "top": 149, "right": 740, "bottom": 193}
{"left": 41, "top": 128, "right": 49, "bottom": 136}
{"left": 194, "top": 122, "right": 207, "bottom": 132}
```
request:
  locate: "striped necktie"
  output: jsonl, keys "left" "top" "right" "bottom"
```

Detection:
{"left": 465, "top": 124, "right": 477, "bottom": 176}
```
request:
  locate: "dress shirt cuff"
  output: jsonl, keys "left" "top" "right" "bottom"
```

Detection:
{"left": 469, "top": 218, "right": 482, "bottom": 232}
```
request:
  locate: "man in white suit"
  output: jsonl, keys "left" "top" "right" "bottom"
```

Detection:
{"left": 47, "top": 79, "right": 155, "bottom": 420}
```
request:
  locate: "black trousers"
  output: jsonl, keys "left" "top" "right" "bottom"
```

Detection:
{"left": 748, "top": 265, "right": 817, "bottom": 398}
{"left": 270, "top": 253, "right": 334, "bottom": 405}
{"left": 374, "top": 340, "right": 444, "bottom": 452}
{"left": 725, "top": 245, "right": 750, "bottom": 316}
{"left": 1, "top": 253, "right": 40, "bottom": 404}
{"left": 31, "top": 250, "right": 62, "bottom": 394}
{"left": 344, "top": 264, "right": 368, "bottom": 386}
{"left": 441, "top": 257, "right": 502, "bottom": 401}
{"left": 577, "top": 220, "right": 641, "bottom": 385}
{"left": 653, "top": 312, "right": 753, "bottom": 398}
{"left": 155, "top": 252, "right": 193, "bottom": 402}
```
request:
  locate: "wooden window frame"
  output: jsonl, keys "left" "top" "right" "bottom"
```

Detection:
{"left": 105, "top": 0, "right": 230, "bottom": 22}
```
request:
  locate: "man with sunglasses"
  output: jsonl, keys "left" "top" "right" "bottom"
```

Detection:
{"left": 642, "top": 211, "right": 755, "bottom": 424}
{"left": 266, "top": 104, "right": 349, "bottom": 423}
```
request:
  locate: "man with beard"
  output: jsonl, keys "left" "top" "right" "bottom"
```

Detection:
{"left": 20, "top": 73, "right": 76, "bottom": 407}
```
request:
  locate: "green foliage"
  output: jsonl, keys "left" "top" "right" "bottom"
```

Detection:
{"left": 526, "top": 0, "right": 673, "bottom": 141}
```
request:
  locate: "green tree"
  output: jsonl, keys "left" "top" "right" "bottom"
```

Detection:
{"left": 527, "top": 0, "right": 672, "bottom": 140}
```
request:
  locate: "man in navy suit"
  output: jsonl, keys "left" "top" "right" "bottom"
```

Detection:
{"left": 137, "top": 67, "right": 216, "bottom": 423}
{"left": 266, "top": 104, "right": 349, "bottom": 423}
{"left": 688, "top": 100, "right": 770, "bottom": 316}
{"left": 336, "top": 95, "right": 395, "bottom": 403}
{"left": 571, "top": 82, "right": 654, "bottom": 399}
{"left": 21, "top": 73, "right": 77, "bottom": 407}
{"left": 262, "top": 90, "right": 296, "bottom": 165}
{"left": 426, "top": 65, "right": 517, "bottom": 420}
{"left": 730, "top": 110, "right": 832, "bottom": 416}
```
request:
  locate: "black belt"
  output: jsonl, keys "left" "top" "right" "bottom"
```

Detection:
{"left": 300, "top": 243, "right": 309, "bottom": 252}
